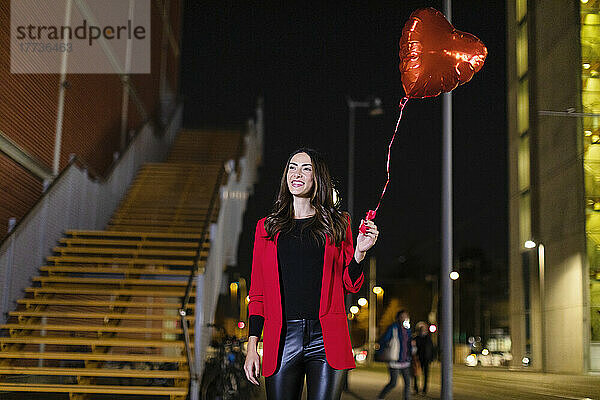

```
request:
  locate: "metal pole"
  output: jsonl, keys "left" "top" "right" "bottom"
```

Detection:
{"left": 343, "top": 102, "right": 356, "bottom": 392}
{"left": 53, "top": 0, "right": 72, "bottom": 176}
{"left": 441, "top": 1, "right": 453, "bottom": 398}
{"left": 348, "top": 104, "right": 355, "bottom": 220}
{"left": 538, "top": 243, "right": 546, "bottom": 372}
{"left": 368, "top": 257, "right": 376, "bottom": 364}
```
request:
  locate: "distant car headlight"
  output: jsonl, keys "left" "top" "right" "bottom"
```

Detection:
{"left": 466, "top": 355, "right": 476, "bottom": 364}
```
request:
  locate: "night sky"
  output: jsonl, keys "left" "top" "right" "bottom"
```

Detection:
{"left": 181, "top": 1, "right": 507, "bottom": 289}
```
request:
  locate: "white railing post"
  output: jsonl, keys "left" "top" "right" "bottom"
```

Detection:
{"left": 2, "top": 219, "right": 16, "bottom": 318}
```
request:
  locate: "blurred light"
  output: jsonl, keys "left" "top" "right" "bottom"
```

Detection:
{"left": 585, "top": 130, "right": 593, "bottom": 136}
{"left": 429, "top": 324, "right": 437, "bottom": 333}
{"left": 230, "top": 282, "right": 238, "bottom": 291}
{"left": 595, "top": 202, "right": 600, "bottom": 211}
{"left": 403, "top": 320, "right": 411, "bottom": 329}
{"left": 358, "top": 297, "right": 368, "bottom": 307}
{"left": 482, "top": 349, "right": 489, "bottom": 356}
{"left": 450, "top": 271, "right": 459, "bottom": 280}
{"left": 238, "top": 321, "right": 245, "bottom": 329}
{"left": 369, "top": 98, "right": 384, "bottom": 116}
{"left": 522, "top": 356, "right": 530, "bottom": 366}
{"left": 584, "top": 63, "right": 591, "bottom": 69}
{"left": 593, "top": 134, "right": 600, "bottom": 144}
{"left": 582, "top": 0, "right": 589, "bottom": 4}
{"left": 524, "top": 240, "right": 536, "bottom": 249}
{"left": 356, "top": 351, "right": 367, "bottom": 362}
{"left": 468, "top": 336, "right": 475, "bottom": 344}
{"left": 466, "top": 354, "right": 476, "bottom": 363}
{"left": 347, "top": 313, "right": 355, "bottom": 320}
{"left": 332, "top": 188, "right": 339, "bottom": 205}
{"left": 350, "top": 306, "right": 359, "bottom": 314}
{"left": 373, "top": 286, "right": 383, "bottom": 295}
{"left": 245, "top": 296, "right": 250, "bottom": 304}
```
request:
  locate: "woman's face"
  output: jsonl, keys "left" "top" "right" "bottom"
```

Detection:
{"left": 287, "top": 152, "right": 314, "bottom": 198}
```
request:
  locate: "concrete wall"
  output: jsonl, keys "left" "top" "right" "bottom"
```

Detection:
{"left": 508, "top": 0, "right": 588, "bottom": 374}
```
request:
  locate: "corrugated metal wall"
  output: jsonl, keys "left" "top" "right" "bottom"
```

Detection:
{"left": 0, "top": 0, "right": 182, "bottom": 240}
{"left": 0, "top": 154, "right": 44, "bottom": 238}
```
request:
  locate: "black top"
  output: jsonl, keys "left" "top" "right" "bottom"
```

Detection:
{"left": 249, "top": 216, "right": 363, "bottom": 338}
{"left": 415, "top": 334, "right": 435, "bottom": 362}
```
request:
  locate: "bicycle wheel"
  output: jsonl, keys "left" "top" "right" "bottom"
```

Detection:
{"left": 201, "top": 372, "right": 221, "bottom": 400}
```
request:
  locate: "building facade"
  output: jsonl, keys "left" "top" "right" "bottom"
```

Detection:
{"left": 508, "top": 0, "right": 599, "bottom": 373}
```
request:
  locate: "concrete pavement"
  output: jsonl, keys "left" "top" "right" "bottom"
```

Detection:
{"left": 252, "top": 362, "right": 600, "bottom": 400}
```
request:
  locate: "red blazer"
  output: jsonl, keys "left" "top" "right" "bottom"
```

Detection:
{"left": 248, "top": 215, "right": 364, "bottom": 377}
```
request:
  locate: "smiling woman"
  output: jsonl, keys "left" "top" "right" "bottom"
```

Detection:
{"left": 244, "top": 147, "right": 380, "bottom": 400}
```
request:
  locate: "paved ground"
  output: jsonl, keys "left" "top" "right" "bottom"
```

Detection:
{"left": 253, "top": 363, "right": 600, "bottom": 400}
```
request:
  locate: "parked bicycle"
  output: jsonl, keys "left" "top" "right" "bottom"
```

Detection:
{"left": 200, "top": 324, "right": 258, "bottom": 400}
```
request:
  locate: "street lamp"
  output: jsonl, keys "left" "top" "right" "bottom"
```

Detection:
{"left": 524, "top": 240, "right": 546, "bottom": 372}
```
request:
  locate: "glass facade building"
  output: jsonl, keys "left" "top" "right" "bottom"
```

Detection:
{"left": 582, "top": 0, "right": 600, "bottom": 356}
{"left": 508, "top": 0, "right": 598, "bottom": 373}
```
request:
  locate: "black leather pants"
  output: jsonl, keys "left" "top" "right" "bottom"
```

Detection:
{"left": 265, "top": 319, "right": 344, "bottom": 400}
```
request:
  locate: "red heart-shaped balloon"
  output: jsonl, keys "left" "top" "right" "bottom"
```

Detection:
{"left": 399, "top": 8, "right": 488, "bottom": 98}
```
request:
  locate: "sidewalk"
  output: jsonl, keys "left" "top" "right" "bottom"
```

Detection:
{"left": 252, "top": 363, "right": 600, "bottom": 400}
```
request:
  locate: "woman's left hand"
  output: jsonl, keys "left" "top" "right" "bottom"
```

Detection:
{"left": 356, "top": 219, "right": 379, "bottom": 253}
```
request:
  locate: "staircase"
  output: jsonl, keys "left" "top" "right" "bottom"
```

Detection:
{"left": 0, "top": 130, "right": 242, "bottom": 399}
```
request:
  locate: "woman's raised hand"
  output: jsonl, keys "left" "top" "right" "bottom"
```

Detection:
{"left": 356, "top": 219, "right": 379, "bottom": 253}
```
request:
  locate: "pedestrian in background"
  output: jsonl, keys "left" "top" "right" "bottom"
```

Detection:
{"left": 413, "top": 322, "right": 435, "bottom": 395}
{"left": 376, "top": 310, "right": 412, "bottom": 400}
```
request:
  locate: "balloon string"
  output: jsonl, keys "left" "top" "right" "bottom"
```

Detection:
{"left": 374, "top": 96, "right": 409, "bottom": 213}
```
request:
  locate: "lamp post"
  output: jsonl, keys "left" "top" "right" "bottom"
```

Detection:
{"left": 441, "top": 1, "right": 453, "bottom": 398}
{"left": 525, "top": 240, "right": 546, "bottom": 372}
{"left": 346, "top": 98, "right": 382, "bottom": 378}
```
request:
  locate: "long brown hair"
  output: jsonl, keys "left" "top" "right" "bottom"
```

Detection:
{"left": 264, "top": 148, "right": 349, "bottom": 246}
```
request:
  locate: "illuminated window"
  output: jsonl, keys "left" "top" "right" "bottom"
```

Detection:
{"left": 517, "top": 22, "right": 528, "bottom": 78}
{"left": 519, "top": 192, "right": 531, "bottom": 248}
{"left": 581, "top": 3, "right": 600, "bottom": 344}
{"left": 518, "top": 135, "right": 530, "bottom": 191}
{"left": 516, "top": 0, "right": 527, "bottom": 23}
{"left": 518, "top": 79, "right": 529, "bottom": 135}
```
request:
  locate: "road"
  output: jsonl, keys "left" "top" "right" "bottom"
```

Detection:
{"left": 253, "top": 363, "right": 600, "bottom": 400}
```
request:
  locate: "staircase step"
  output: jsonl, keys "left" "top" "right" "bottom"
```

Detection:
{"left": 46, "top": 255, "right": 201, "bottom": 266}
{"left": 26, "top": 287, "right": 189, "bottom": 297}
{"left": 52, "top": 246, "right": 198, "bottom": 257}
{"left": 1, "top": 324, "right": 190, "bottom": 335}
{"left": 59, "top": 237, "right": 202, "bottom": 248}
{"left": 66, "top": 230, "right": 202, "bottom": 240}
{"left": 0, "top": 337, "right": 185, "bottom": 348}
{"left": 112, "top": 209, "right": 209, "bottom": 217}
{"left": 40, "top": 266, "right": 191, "bottom": 276}
{"left": 0, "top": 366, "right": 189, "bottom": 378}
{"left": 108, "top": 226, "right": 209, "bottom": 233}
{"left": 33, "top": 277, "right": 192, "bottom": 286}
{"left": 109, "top": 218, "right": 207, "bottom": 226}
{"left": 17, "top": 298, "right": 193, "bottom": 308}
{"left": 9, "top": 311, "right": 193, "bottom": 321}
{"left": 107, "top": 220, "right": 209, "bottom": 228}
{"left": 0, "top": 382, "right": 188, "bottom": 395}
{"left": 0, "top": 351, "right": 187, "bottom": 362}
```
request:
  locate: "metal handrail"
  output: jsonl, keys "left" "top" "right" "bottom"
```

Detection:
{"left": 179, "top": 164, "right": 226, "bottom": 389}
